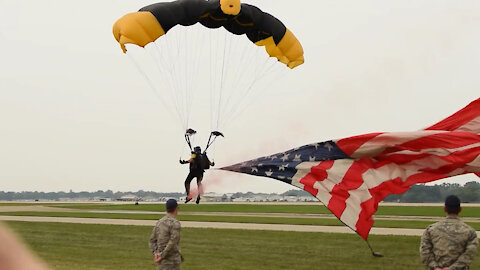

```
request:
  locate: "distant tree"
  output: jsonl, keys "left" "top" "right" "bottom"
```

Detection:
{"left": 281, "top": 189, "right": 310, "bottom": 197}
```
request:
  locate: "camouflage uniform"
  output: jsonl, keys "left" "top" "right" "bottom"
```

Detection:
{"left": 420, "top": 216, "right": 478, "bottom": 270}
{"left": 149, "top": 214, "right": 183, "bottom": 270}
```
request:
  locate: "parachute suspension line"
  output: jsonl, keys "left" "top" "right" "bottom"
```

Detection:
{"left": 217, "top": 50, "right": 268, "bottom": 128}
{"left": 221, "top": 58, "right": 288, "bottom": 127}
{"left": 217, "top": 37, "right": 260, "bottom": 128}
{"left": 229, "top": 40, "right": 254, "bottom": 92}
{"left": 147, "top": 47, "right": 185, "bottom": 129}
{"left": 152, "top": 26, "right": 205, "bottom": 131}
{"left": 151, "top": 36, "right": 186, "bottom": 129}
{"left": 177, "top": 133, "right": 187, "bottom": 159}
{"left": 204, "top": 133, "right": 214, "bottom": 153}
{"left": 132, "top": 25, "right": 290, "bottom": 134}
{"left": 203, "top": 131, "right": 224, "bottom": 154}
{"left": 183, "top": 27, "right": 189, "bottom": 128}
{"left": 215, "top": 31, "right": 229, "bottom": 130}
{"left": 209, "top": 30, "right": 215, "bottom": 129}
{"left": 209, "top": 29, "right": 222, "bottom": 130}
{"left": 204, "top": 136, "right": 217, "bottom": 153}
{"left": 167, "top": 28, "right": 188, "bottom": 129}
{"left": 216, "top": 32, "right": 243, "bottom": 130}
{"left": 235, "top": 63, "right": 286, "bottom": 123}
{"left": 186, "top": 26, "right": 206, "bottom": 129}
{"left": 126, "top": 53, "right": 183, "bottom": 131}
{"left": 185, "top": 133, "right": 193, "bottom": 151}
{"left": 184, "top": 27, "right": 193, "bottom": 128}
{"left": 176, "top": 28, "right": 187, "bottom": 129}
{"left": 210, "top": 29, "right": 220, "bottom": 130}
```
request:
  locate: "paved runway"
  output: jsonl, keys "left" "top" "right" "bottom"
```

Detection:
{"left": 2, "top": 215, "right": 479, "bottom": 237}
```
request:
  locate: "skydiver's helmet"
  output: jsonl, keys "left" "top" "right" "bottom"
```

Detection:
{"left": 194, "top": 146, "right": 201, "bottom": 154}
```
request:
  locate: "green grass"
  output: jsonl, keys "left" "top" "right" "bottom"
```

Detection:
{"left": 49, "top": 203, "right": 480, "bottom": 217}
{"left": 0, "top": 202, "right": 51, "bottom": 206}
{"left": 9, "top": 221, "right": 477, "bottom": 270}
{"left": 55, "top": 203, "right": 335, "bottom": 213}
{"left": 3, "top": 202, "right": 480, "bottom": 217}
{"left": 2, "top": 211, "right": 480, "bottom": 230}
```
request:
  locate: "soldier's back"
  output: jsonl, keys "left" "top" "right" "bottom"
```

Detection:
{"left": 426, "top": 216, "right": 477, "bottom": 269}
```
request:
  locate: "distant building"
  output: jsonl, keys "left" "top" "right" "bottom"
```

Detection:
{"left": 116, "top": 194, "right": 139, "bottom": 201}
{"left": 221, "top": 194, "right": 231, "bottom": 202}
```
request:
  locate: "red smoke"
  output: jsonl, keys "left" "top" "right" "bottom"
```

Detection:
{"left": 186, "top": 170, "right": 230, "bottom": 199}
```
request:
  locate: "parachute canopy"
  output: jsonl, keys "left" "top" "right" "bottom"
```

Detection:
{"left": 112, "top": 1, "right": 304, "bottom": 154}
{"left": 113, "top": 0, "right": 304, "bottom": 68}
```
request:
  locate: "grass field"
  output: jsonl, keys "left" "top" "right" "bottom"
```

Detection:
{"left": 2, "top": 211, "right": 480, "bottom": 230}
{"left": 44, "top": 203, "right": 480, "bottom": 217}
{"left": 2, "top": 202, "right": 480, "bottom": 217}
{"left": 9, "top": 221, "right": 478, "bottom": 270}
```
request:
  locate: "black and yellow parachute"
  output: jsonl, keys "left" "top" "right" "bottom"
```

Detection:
{"left": 113, "top": 0, "right": 304, "bottom": 68}
{"left": 112, "top": 0, "right": 304, "bottom": 155}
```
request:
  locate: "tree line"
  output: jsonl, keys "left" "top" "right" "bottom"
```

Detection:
{"left": 0, "top": 182, "right": 478, "bottom": 202}
{"left": 383, "top": 182, "right": 480, "bottom": 203}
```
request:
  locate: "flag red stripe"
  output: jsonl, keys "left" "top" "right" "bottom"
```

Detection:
{"left": 426, "top": 98, "right": 480, "bottom": 132}
{"left": 299, "top": 161, "right": 333, "bottom": 197}
{"left": 327, "top": 161, "right": 368, "bottom": 218}
{"left": 378, "top": 152, "right": 430, "bottom": 164}
{"left": 436, "top": 146, "right": 480, "bottom": 166}
{"left": 336, "top": 133, "right": 383, "bottom": 156}
{"left": 397, "top": 132, "right": 480, "bottom": 151}
{"left": 355, "top": 198, "right": 376, "bottom": 240}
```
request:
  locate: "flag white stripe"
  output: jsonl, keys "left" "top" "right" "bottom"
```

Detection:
{"left": 290, "top": 162, "right": 320, "bottom": 190}
{"left": 340, "top": 183, "right": 371, "bottom": 229}
{"left": 314, "top": 160, "right": 354, "bottom": 204}
{"left": 350, "top": 131, "right": 443, "bottom": 158}
{"left": 383, "top": 142, "right": 480, "bottom": 158}
{"left": 455, "top": 115, "right": 480, "bottom": 134}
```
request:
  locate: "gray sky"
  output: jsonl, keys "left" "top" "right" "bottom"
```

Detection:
{"left": 0, "top": 0, "right": 479, "bottom": 193}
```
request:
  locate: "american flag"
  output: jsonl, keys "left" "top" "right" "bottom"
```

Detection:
{"left": 221, "top": 98, "right": 480, "bottom": 239}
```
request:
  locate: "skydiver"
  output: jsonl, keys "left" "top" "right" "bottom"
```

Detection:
{"left": 179, "top": 146, "right": 215, "bottom": 204}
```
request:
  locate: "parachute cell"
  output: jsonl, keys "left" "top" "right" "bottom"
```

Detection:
{"left": 113, "top": 0, "right": 304, "bottom": 68}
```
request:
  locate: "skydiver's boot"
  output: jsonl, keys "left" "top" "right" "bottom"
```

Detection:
{"left": 196, "top": 196, "right": 201, "bottom": 204}
{"left": 185, "top": 181, "right": 192, "bottom": 203}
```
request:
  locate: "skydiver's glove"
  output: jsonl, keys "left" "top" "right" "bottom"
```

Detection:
{"left": 179, "top": 160, "right": 188, "bottom": 164}
{"left": 211, "top": 162, "right": 215, "bottom": 167}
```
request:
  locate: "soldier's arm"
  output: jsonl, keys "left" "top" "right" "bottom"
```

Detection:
{"left": 449, "top": 229, "right": 478, "bottom": 269}
{"left": 420, "top": 227, "right": 438, "bottom": 269}
{"left": 148, "top": 225, "right": 159, "bottom": 254}
{"left": 0, "top": 224, "right": 49, "bottom": 270}
{"left": 160, "top": 221, "right": 181, "bottom": 258}
{"left": 206, "top": 155, "right": 214, "bottom": 166}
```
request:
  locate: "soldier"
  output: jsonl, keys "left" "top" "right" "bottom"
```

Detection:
{"left": 149, "top": 199, "right": 183, "bottom": 270}
{"left": 180, "top": 146, "right": 215, "bottom": 204}
{"left": 420, "top": 195, "right": 478, "bottom": 270}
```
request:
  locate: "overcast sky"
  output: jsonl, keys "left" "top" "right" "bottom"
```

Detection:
{"left": 0, "top": 0, "right": 479, "bottom": 193}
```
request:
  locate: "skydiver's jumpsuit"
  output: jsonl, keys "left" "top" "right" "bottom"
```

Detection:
{"left": 185, "top": 153, "right": 204, "bottom": 196}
